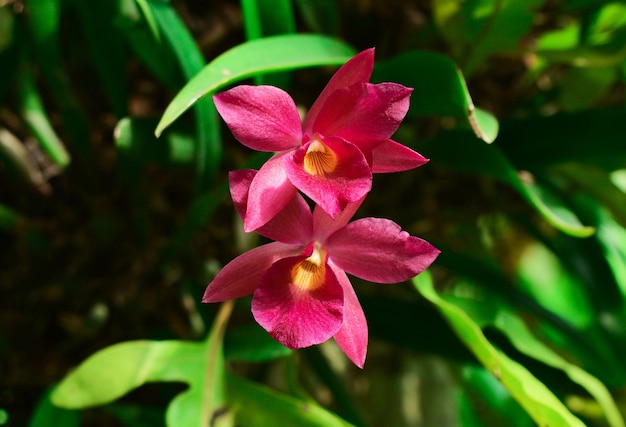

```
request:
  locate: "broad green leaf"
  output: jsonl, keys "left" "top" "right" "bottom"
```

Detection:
{"left": 498, "top": 107, "right": 626, "bottom": 171}
{"left": 413, "top": 273, "right": 587, "bottom": 427}
{"left": 517, "top": 242, "right": 594, "bottom": 328}
{"left": 422, "top": 130, "right": 594, "bottom": 236}
{"left": 28, "top": 388, "right": 80, "bottom": 427}
{"left": 0, "top": 409, "right": 6, "bottom": 425}
{"left": 155, "top": 34, "right": 356, "bottom": 137}
{"left": 52, "top": 302, "right": 235, "bottom": 427}
{"left": 224, "top": 324, "right": 292, "bottom": 362}
{"left": 372, "top": 50, "right": 498, "bottom": 143}
{"left": 147, "top": 0, "right": 220, "bottom": 192}
{"left": 226, "top": 373, "right": 354, "bottom": 427}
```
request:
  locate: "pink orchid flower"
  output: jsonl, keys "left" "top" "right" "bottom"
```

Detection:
{"left": 213, "top": 48, "right": 427, "bottom": 232}
{"left": 203, "top": 170, "right": 440, "bottom": 368}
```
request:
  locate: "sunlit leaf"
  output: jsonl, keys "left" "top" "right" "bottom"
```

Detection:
{"left": 52, "top": 302, "right": 235, "bottom": 427}
{"left": 413, "top": 273, "right": 587, "bottom": 427}
{"left": 155, "top": 34, "right": 356, "bottom": 137}
{"left": 226, "top": 373, "right": 354, "bottom": 427}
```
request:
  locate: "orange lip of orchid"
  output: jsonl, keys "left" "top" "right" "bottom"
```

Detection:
{"left": 303, "top": 137, "right": 338, "bottom": 177}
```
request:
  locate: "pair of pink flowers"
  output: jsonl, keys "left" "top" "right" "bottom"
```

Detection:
{"left": 203, "top": 49, "right": 439, "bottom": 368}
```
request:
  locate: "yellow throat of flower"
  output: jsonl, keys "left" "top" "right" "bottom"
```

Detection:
{"left": 291, "top": 244, "right": 327, "bottom": 292}
{"left": 303, "top": 138, "right": 338, "bottom": 177}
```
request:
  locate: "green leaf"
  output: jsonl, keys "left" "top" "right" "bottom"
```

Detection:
{"left": 422, "top": 130, "right": 594, "bottom": 236}
{"left": 28, "top": 388, "right": 80, "bottom": 427}
{"left": 433, "top": 0, "right": 545, "bottom": 74}
{"left": 52, "top": 302, "right": 235, "bottom": 427}
{"left": 25, "top": 0, "right": 93, "bottom": 164}
{"left": 147, "top": 0, "right": 220, "bottom": 192}
{"left": 117, "top": 0, "right": 183, "bottom": 90}
{"left": 0, "top": 409, "right": 6, "bottom": 425}
{"left": 17, "top": 53, "right": 70, "bottom": 168}
{"left": 494, "top": 311, "right": 626, "bottom": 427}
{"left": 293, "top": 0, "right": 341, "bottom": 35}
{"left": 226, "top": 373, "right": 354, "bottom": 427}
{"left": 372, "top": 50, "right": 498, "bottom": 143}
{"left": 115, "top": 117, "right": 194, "bottom": 166}
{"left": 224, "top": 324, "right": 292, "bottom": 362}
{"left": 155, "top": 34, "right": 356, "bottom": 137}
{"left": 413, "top": 273, "right": 587, "bottom": 427}
{"left": 241, "top": 0, "right": 296, "bottom": 87}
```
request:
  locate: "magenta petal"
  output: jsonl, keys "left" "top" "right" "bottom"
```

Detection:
{"left": 229, "top": 169, "right": 256, "bottom": 220}
{"left": 229, "top": 169, "right": 312, "bottom": 244}
{"left": 305, "top": 49, "right": 375, "bottom": 132}
{"left": 309, "top": 83, "right": 412, "bottom": 147}
{"left": 329, "top": 262, "right": 367, "bottom": 368}
{"left": 214, "top": 85, "right": 302, "bottom": 151}
{"left": 203, "top": 242, "right": 299, "bottom": 303}
{"left": 369, "top": 139, "right": 429, "bottom": 173}
{"left": 326, "top": 218, "right": 441, "bottom": 283}
{"left": 245, "top": 152, "right": 298, "bottom": 232}
{"left": 285, "top": 136, "right": 372, "bottom": 218}
{"left": 252, "top": 257, "right": 344, "bottom": 349}
{"left": 313, "top": 197, "right": 364, "bottom": 242}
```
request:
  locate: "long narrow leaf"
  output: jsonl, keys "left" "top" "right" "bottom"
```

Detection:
{"left": 155, "top": 34, "right": 356, "bottom": 137}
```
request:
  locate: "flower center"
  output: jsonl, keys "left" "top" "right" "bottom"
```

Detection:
{"left": 291, "top": 244, "right": 327, "bottom": 292}
{"left": 303, "top": 137, "right": 337, "bottom": 177}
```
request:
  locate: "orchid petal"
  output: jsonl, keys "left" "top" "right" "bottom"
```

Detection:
{"left": 313, "top": 197, "right": 365, "bottom": 242}
{"left": 285, "top": 136, "right": 371, "bottom": 218}
{"left": 214, "top": 85, "right": 302, "bottom": 152}
{"left": 329, "top": 262, "right": 368, "bottom": 368}
{"left": 252, "top": 256, "right": 344, "bottom": 349}
{"left": 309, "top": 83, "right": 412, "bottom": 148}
{"left": 326, "top": 218, "right": 440, "bottom": 283}
{"left": 304, "top": 49, "right": 375, "bottom": 132}
{"left": 230, "top": 169, "right": 312, "bottom": 244}
{"left": 369, "top": 139, "right": 429, "bottom": 173}
{"left": 202, "top": 242, "right": 299, "bottom": 303}
{"left": 229, "top": 169, "right": 257, "bottom": 220}
{"left": 245, "top": 152, "right": 297, "bottom": 232}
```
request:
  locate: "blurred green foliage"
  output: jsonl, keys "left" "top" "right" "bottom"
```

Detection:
{"left": 2, "top": 0, "right": 626, "bottom": 426}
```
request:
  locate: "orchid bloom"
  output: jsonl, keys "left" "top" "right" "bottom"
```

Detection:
{"left": 203, "top": 170, "right": 440, "bottom": 368}
{"left": 213, "top": 48, "right": 427, "bottom": 232}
